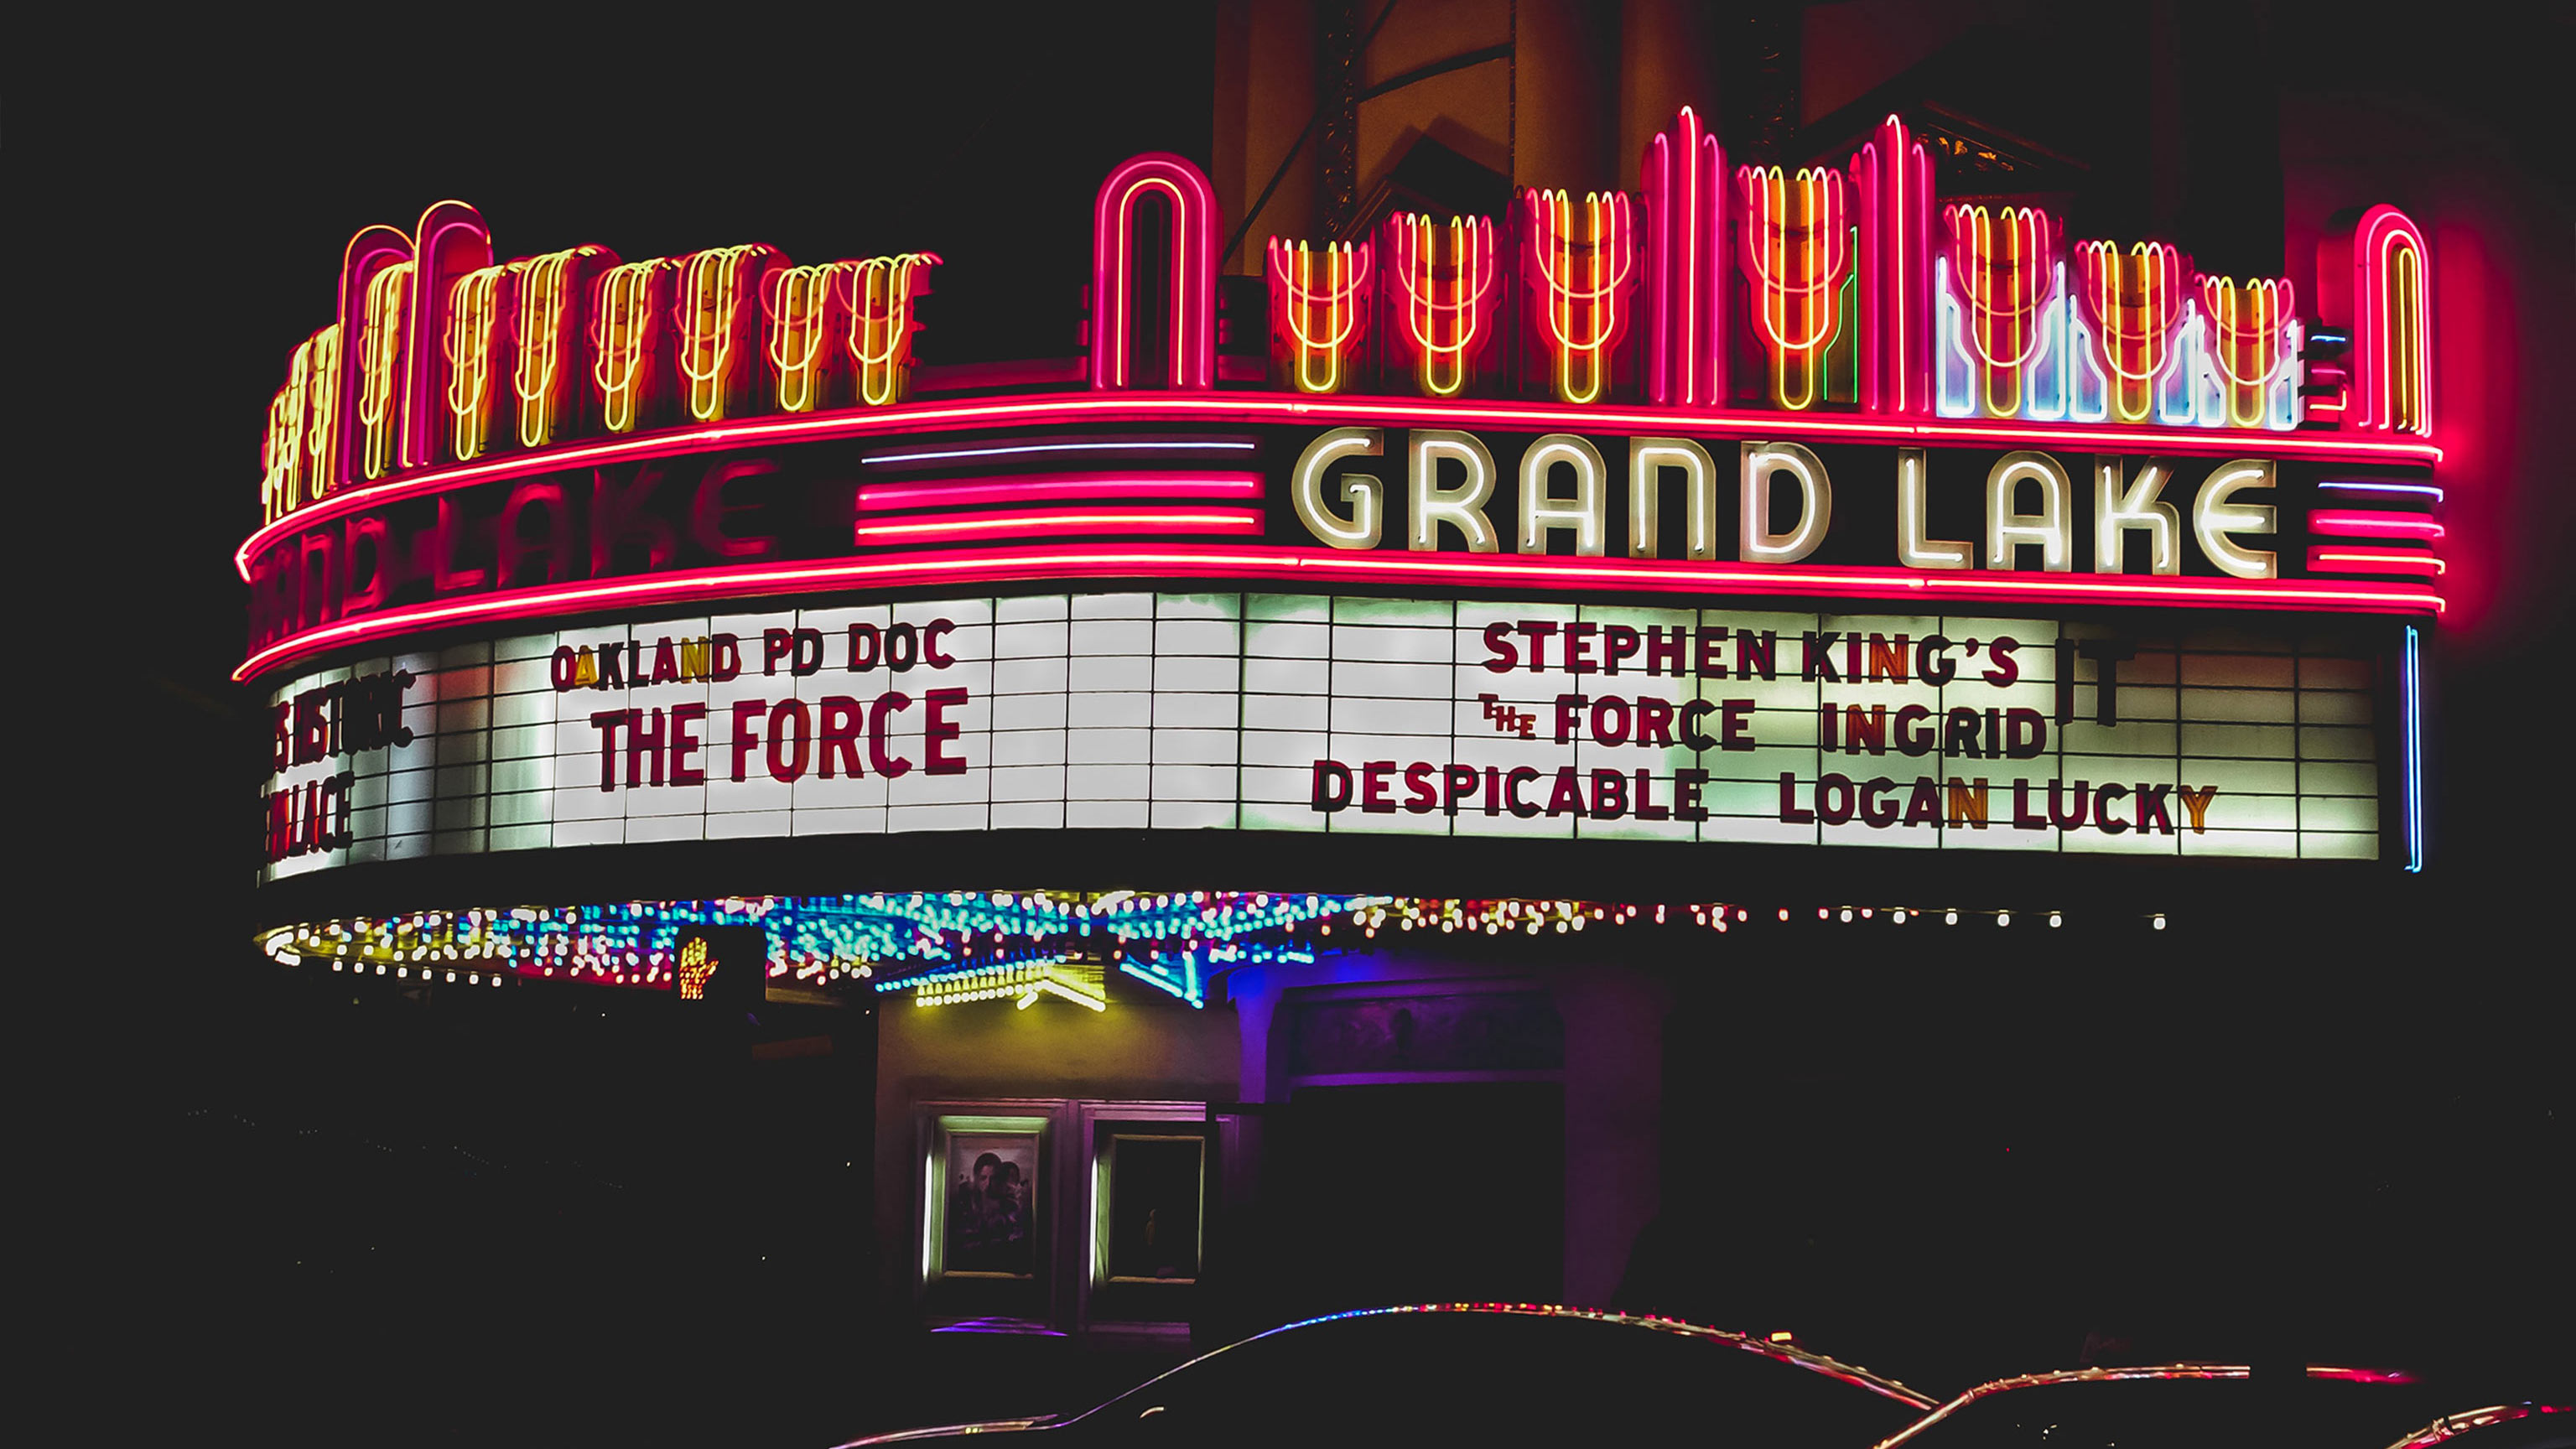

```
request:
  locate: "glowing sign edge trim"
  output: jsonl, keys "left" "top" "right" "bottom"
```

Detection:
{"left": 236, "top": 541, "right": 2442, "bottom": 682}
{"left": 236, "top": 392, "right": 2445, "bottom": 580}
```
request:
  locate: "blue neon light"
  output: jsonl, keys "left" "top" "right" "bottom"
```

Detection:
{"left": 2405, "top": 625, "right": 2424, "bottom": 874}
{"left": 2319, "top": 480, "right": 2444, "bottom": 501}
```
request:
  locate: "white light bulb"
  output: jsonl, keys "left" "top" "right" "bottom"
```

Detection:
{"left": 2152, "top": 914, "right": 2168, "bottom": 931}
{"left": 1997, "top": 912, "right": 2012, "bottom": 927}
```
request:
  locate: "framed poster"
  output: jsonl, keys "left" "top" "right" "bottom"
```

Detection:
{"left": 942, "top": 1131, "right": 1041, "bottom": 1278}
{"left": 1102, "top": 1134, "right": 1206, "bottom": 1284}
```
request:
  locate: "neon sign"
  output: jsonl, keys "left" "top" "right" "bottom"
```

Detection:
{"left": 1265, "top": 238, "right": 1371, "bottom": 395}
{"left": 356, "top": 262, "right": 413, "bottom": 480}
{"left": 674, "top": 244, "right": 781, "bottom": 423}
{"left": 255, "top": 152, "right": 2432, "bottom": 531}
{"left": 1739, "top": 166, "right": 1853, "bottom": 411}
{"left": 1519, "top": 189, "right": 1637, "bottom": 405}
{"left": 1384, "top": 214, "right": 1498, "bottom": 398}
{"left": 591, "top": 258, "right": 667, "bottom": 435}
{"left": 2350, "top": 205, "right": 2430, "bottom": 436}
{"left": 849, "top": 253, "right": 938, "bottom": 407}
{"left": 1940, "top": 205, "right": 2061, "bottom": 421}
{"left": 1853, "top": 114, "right": 1933, "bottom": 418}
{"left": 1643, "top": 107, "right": 1726, "bottom": 407}
{"left": 2076, "top": 241, "right": 2188, "bottom": 425}
{"left": 1090, "top": 153, "right": 1218, "bottom": 391}
{"left": 512, "top": 245, "right": 608, "bottom": 449}
{"left": 443, "top": 263, "right": 509, "bottom": 461}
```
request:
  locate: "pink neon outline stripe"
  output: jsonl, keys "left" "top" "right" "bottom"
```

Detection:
{"left": 851, "top": 507, "right": 1262, "bottom": 542}
{"left": 2308, "top": 547, "right": 2444, "bottom": 576}
{"left": 236, "top": 392, "right": 2445, "bottom": 580}
{"left": 856, "top": 472, "right": 1263, "bottom": 511}
{"left": 237, "top": 543, "right": 2444, "bottom": 681}
{"left": 2307, "top": 510, "right": 2444, "bottom": 540}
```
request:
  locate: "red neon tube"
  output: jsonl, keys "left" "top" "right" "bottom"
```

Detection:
{"left": 2306, "top": 510, "right": 2444, "bottom": 540}
{"left": 236, "top": 542, "right": 2444, "bottom": 682}
{"left": 854, "top": 471, "right": 1262, "bottom": 512}
{"left": 851, "top": 506, "right": 1262, "bottom": 543}
{"left": 236, "top": 392, "right": 2446, "bottom": 580}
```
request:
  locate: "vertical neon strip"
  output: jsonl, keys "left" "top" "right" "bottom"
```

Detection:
{"left": 401, "top": 201, "right": 494, "bottom": 471}
{"left": 922, "top": 1152, "right": 937, "bottom": 1280}
{"left": 1643, "top": 107, "right": 1724, "bottom": 406}
{"left": 1854, "top": 115, "right": 1935, "bottom": 416}
{"left": 330, "top": 227, "right": 414, "bottom": 493}
{"left": 2404, "top": 623, "right": 2423, "bottom": 873}
{"left": 1089, "top": 153, "right": 1218, "bottom": 391}
{"left": 356, "top": 263, "right": 413, "bottom": 480}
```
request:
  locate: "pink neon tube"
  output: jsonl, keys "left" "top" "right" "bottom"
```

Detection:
{"left": 2308, "top": 547, "right": 2444, "bottom": 576}
{"left": 2306, "top": 510, "right": 2444, "bottom": 540}
{"left": 237, "top": 542, "right": 2444, "bottom": 681}
{"left": 236, "top": 392, "right": 2444, "bottom": 580}
{"left": 851, "top": 507, "right": 1263, "bottom": 543}
{"left": 855, "top": 471, "right": 1262, "bottom": 512}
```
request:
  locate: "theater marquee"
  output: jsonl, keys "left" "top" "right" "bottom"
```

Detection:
{"left": 241, "top": 127, "right": 2438, "bottom": 889}
{"left": 259, "top": 589, "right": 2386, "bottom": 880}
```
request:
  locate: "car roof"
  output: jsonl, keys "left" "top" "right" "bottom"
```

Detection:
{"left": 1252, "top": 1302, "right": 1943, "bottom": 1411}
{"left": 1875, "top": 1363, "right": 2441, "bottom": 1447}
{"left": 2381, "top": 1404, "right": 2573, "bottom": 1448}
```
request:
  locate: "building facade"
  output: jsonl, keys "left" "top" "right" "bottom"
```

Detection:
{"left": 237, "top": 5, "right": 2461, "bottom": 1365}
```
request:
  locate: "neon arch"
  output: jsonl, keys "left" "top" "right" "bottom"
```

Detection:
{"left": 400, "top": 201, "right": 494, "bottom": 470}
{"left": 2350, "top": 205, "right": 2430, "bottom": 436}
{"left": 354, "top": 263, "right": 413, "bottom": 480}
{"left": 1738, "top": 166, "right": 1852, "bottom": 411}
{"left": 1266, "top": 237, "right": 1371, "bottom": 394}
{"left": 331, "top": 226, "right": 413, "bottom": 491}
{"left": 1642, "top": 107, "right": 1726, "bottom": 407}
{"left": 1089, "top": 153, "right": 1218, "bottom": 391}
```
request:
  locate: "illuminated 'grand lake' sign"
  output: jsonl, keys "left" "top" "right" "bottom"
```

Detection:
{"left": 240, "top": 129, "right": 2437, "bottom": 875}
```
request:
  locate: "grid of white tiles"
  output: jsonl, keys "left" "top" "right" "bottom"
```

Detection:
{"left": 257, "top": 595, "right": 2383, "bottom": 880}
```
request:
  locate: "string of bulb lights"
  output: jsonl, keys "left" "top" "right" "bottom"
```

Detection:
{"left": 261, "top": 891, "right": 2170, "bottom": 1007}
